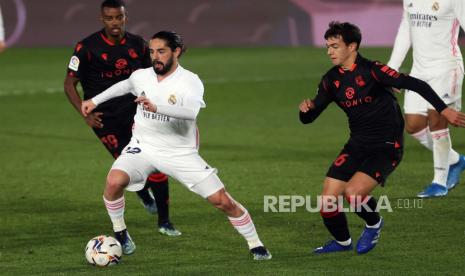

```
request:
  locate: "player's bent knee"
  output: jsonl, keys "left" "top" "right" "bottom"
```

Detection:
{"left": 344, "top": 191, "right": 371, "bottom": 208}
{"left": 207, "top": 189, "right": 237, "bottom": 212}
{"left": 319, "top": 194, "right": 340, "bottom": 216}
{"left": 208, "top": 189, "right": 228, "bottom": 208}
{"left": 207, "top": 190, "right": 222, "bottom": 206}
{"left": 106, "top": 169, "right": 130, "bottom": 191}
{"left": 405, "top": 126, "right": 418, "bottom": 135}
{"left": 344, "top": 185, "right": 364, "bottom": 198}
{"left": 405, "top": 124, "right": 427, "bottom": 135}
{"left": 404, "top": 115, "right": 428, "bottom": 134}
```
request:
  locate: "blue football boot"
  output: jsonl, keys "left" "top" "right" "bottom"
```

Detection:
{"left": 158, "top": 222, "right": 182, "bottom": 237}
{"left": 114, "top": 229, "right": 136, "bottom": 255}
{"left": 250, "top": 246, "right": 272, "bottom": 260}
{"left": 356, "top": 217, "right": 384, "bottom": 254}
{"left": 417, "top": 183, "right": 448, "bottom": 198}
{"left": 314, "top": 240, "right": 353, "bottom": 254}
{"left": 446, "top": 155, "right": 465, "bottom": 190}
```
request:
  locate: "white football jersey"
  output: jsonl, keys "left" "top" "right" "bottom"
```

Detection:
{"left": 388, "top": 0, "right": 465, "bottom": 74}
{"left": 0, "top": 6, "right": 4, "bottom": 41}
{"left": 93, "top": 65, "right": 206, "bottom": 151}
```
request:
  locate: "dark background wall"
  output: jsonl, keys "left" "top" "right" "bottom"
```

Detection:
{"left": 2, "top": 0, "right": 405, "bottom": 47}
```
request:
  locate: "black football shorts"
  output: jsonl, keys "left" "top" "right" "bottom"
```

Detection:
{"left": 326, "top": 139, "right": 403, "bottom": 185}
{"left": 92, "top": 115, "right": 134, "bottom": 159}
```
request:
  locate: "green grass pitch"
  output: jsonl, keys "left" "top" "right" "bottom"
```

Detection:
{"left": 0, "top": 47, "right": 464, "bottom": 275}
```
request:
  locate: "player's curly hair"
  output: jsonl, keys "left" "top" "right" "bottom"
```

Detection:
{"left": 151, "top": 31, "right": 187, "bottom": 58}
{"left": 324, "top": 21, "right": 362, "bottom": 50}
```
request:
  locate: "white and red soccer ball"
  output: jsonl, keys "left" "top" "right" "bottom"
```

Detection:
{"left": 85, "top": 235, "right": 122, "bottom": 267}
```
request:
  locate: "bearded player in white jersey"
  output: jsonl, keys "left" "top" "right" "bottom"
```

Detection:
{"left": 81, "top": 31, "right": 271, "bottom": 260}
{"left": 388, "top": 0, "right": 465, "bottom": 197}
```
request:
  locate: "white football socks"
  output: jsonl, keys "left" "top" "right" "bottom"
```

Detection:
{"left": 411, "top": 127, "right": 459, "bottom": 165}
{"left": 411, "top": 127, "right": 433, "bottom": 150}
{"left": 103, "top": 196, "right": 127, "bottom": 232}
{"left": 336, "top": 238, "right": 352, "bottom": 246}
{"left": 431, "top": 129, "right": 451, "bottom": 187}
{"left": 366, "top": 218, "right": 382, "bottom": 229}
{"left": 228, "top": 204, "right": 263, "bottom": 249}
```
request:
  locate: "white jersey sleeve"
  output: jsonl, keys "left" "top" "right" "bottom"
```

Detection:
{"left": 92, "top": 78, "right": 135, "bottom": 106}
{"left": 0, "top": 6, "right": 5, "bottom": 41}
{"left": 388, "top": 9, "right": 411, "bottom": 71}
{"left": 393, "top": 0, "right": 464, "bottom": 74}
{"left": 156, "top": 104, "right": 197, "bottom": 120}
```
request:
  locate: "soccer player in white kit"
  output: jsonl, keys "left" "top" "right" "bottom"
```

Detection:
{"left": 388, "top": 0, "right": 465, "bottom": 197}
{"left": 0, "top": 5, "right": 6, "bottom": 53}
{"left": 81, "top": 31, "right": 272, "bottom": 260}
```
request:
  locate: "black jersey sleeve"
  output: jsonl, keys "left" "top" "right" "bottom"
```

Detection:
{"left": 300, "top": 77, "right": 334, "bottom": 124}
{"left": 66, "top": 42, "right": 90, "bottom": 79}
{"left": 371, "top": 62, "right": 448, "bottom": 113}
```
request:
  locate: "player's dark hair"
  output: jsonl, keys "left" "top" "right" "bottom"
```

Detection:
{"left": 324, "top": 21, "right": 362, "bottom": 50}
{"left": 151, "top": 31, "right": 186, "bottom": 58}
{"left": 101, "top": 0, "right": 126, "bottom": 11}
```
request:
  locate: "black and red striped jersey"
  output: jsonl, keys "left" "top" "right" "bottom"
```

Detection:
{"left": 67, "top": 29, "right": 151, "bottom": 119}
{"left": 300, "top": 54, "right": 447, "bottom": 144}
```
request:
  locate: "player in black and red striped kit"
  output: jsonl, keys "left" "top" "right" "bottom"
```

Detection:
{"left": 64, "top": 0, "right": 180, "bottom": 254}
{"left": 299, "top": 22, "right": 465, "bottom": 255}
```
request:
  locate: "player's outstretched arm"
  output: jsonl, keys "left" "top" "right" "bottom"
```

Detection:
{"left": 371, "top": 65, "right": 465, "bottom": 127}
{"left": 135, "top": 95, "right": 201, "bottom": 120}
{"left": 299, "top": 78, "right": 333, "bottom": 124}
{"left": 440, "top": 108, "right": 465, "bottom": 128}
{"left": 92, "top": 79, "right": 135, "bottom": 106}
{"left": 371, "top": 64, "right": 449, "bottom": 113}
{"left": 299, "top": 97, "right": 327, "bottom": 124}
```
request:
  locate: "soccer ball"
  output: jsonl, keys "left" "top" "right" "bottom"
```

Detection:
{"left": 85, "top": 235, "right": 122, "bottom": 267}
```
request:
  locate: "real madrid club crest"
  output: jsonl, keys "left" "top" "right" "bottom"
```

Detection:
{"left": 168, "top": 94, "right": 177, "bottom": 105}
{"left": 432, "top": 1, "right": 439, "bottom": 11}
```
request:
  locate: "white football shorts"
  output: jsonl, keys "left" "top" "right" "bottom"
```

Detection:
{"left": 404, "top": 67, "right": 463, "bottom": 116}
{"left": 111, "top": 139, "right": 224, "bottom": 198}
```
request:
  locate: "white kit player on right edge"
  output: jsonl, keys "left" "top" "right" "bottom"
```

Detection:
{"left": 81, "top": 31, "right": 271, "bottom": 260}
{"left": 388, "top": 0, "right": 465, "bottom": 197}
{"left": 0, "top": 5, "right": 6, "bottom": 53}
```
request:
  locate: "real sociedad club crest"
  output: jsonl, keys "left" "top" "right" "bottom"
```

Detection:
{"left": 168, "top": 94, "right": 177, "bottom": 105}
{"left": 115, "top": 58, "right": 128, "bottom": 69}
{"left": 345, "top": 87, "right": 355, "bottom": 100}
